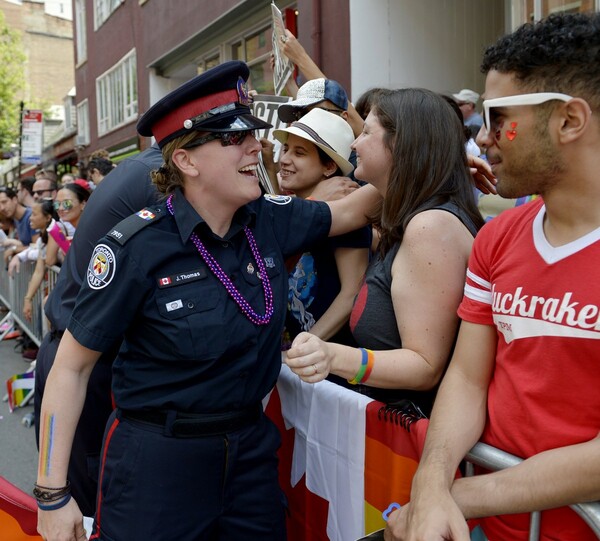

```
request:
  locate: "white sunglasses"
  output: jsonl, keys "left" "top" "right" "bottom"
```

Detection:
{"left": 482, "top": 92, "right": 573, "bottom": 136}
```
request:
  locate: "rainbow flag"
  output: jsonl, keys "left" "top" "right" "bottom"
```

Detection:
{"left": 6, "top": 371, "right": 35, "bottom": 412}
{"left": 363, "top": 403, "right": 428, "bottom": 533}
{"left": 266, "top": 366, "right": 430, "bottom": 540}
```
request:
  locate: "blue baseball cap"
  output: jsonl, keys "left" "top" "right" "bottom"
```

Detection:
{"left": 137, "top": 60, "right": 271, "bottom": 148}
{"left": 278, "top": 78, "right": 349, "bottom": 123}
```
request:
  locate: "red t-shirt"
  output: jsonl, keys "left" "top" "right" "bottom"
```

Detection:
{"left": 459, "top": 198, "right": 600, "bottom": 541}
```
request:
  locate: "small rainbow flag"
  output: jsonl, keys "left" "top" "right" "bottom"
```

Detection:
{"left": 6, "top": 371, "right": 35, "bottom": 412}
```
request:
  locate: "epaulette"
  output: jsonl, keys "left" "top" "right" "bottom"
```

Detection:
{"left": 106, "top": 207, "right": 165, "bottom": 246}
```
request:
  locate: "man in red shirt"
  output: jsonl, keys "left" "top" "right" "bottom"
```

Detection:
{"left": 386, "top": 12, "right": 600, "bottom": 541}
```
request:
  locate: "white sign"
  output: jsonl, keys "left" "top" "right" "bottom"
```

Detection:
{"left": 251, "top": 94, "right": 291, "bottom": 195}
{"left": 21, "top": 110, "right": 43, "bottom": 165}
{"left": 271, "top": 2, "right": 294, "bottom": 96}
{"left": 251, "top": 94, "right": 291, "bottom": 142}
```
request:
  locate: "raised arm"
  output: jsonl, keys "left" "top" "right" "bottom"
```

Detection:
{"left": 280, "top": 29, "right": 364, "bottom": 137}
{"left": 325, "top": 183, "right": 381, "bottom": 237}
{"left": 36, "top": 331, "right": 102, "bottom": 541}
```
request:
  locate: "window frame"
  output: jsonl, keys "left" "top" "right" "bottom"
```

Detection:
{"left": 95, "top": 49, "right": 138, "bottom": 137}
{"left": 94, "top": 0, "right": 124, "bottom": 30}
{"left": 75, "top": 0, "right": 87, "bottom": 65}
{"left": 76, "top": 99, "right": 90, "bottom": 147}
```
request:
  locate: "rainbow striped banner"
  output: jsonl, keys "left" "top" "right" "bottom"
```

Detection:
{"left": 266, "top": 365, "right": 429, "bottom": 540}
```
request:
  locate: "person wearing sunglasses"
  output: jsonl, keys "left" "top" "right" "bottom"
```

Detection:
{"left": 31, "top": 177, "right": 58, "bottom": 202}
{"left": 45, "top": 182, "right": 90, "bottom": 267}
{"left": 35, "top": 60, "right": 381, "bottom": 541}
{"left": 387, "top": 12, "right": 600, "bottom": 541}
{"left": 0, "top": 187, "right": 39, "bottom": 261}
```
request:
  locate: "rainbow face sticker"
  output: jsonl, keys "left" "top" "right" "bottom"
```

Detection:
{"left": 505, "top": 122, "right": 518, "bottom": 141}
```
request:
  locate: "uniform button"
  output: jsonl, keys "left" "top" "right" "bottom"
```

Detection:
{"left": 187, "top": 301, "right": 194, "bottom": 309}
{"left": 230, "top": 273, "right": 237, "bottom": 280}
{"left": 222, "top": 242, "right": 229, "bottom": 247}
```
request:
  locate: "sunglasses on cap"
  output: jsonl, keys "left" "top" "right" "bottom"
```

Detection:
{"left": 288, "top": 106, "right": 345, "bottom": 122}
{"left": 53, "top": 200, "right": 74, "bottom": 211}
{"left": 183, "top": 130, "right": 254, "bottom": 150}
{"left": 482, "top": 92, "right": 573, "bottom": 139}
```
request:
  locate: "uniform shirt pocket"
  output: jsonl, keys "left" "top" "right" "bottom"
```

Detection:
{"left": 155, "top": 284, "right": 227, "bottom": 360}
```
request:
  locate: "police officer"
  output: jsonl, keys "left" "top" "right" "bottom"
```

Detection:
{"left": 34, "top": 144, "right": 163, "bottom": 517}
{"left": 35, "top": 61, "right": 380, "bottom": 541}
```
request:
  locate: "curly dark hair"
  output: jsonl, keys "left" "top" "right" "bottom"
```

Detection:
{"left": 481, "top": 12, "right": 600, "bottom": 110}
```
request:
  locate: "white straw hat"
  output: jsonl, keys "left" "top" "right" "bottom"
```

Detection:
{"left": 272, "top": 108, "right": 354, "bottom": 176}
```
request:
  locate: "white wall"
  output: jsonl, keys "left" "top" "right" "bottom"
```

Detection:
{"left": 350, "top": 0, "right": 507, "bottom": 101}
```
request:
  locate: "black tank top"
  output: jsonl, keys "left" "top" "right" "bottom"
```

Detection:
{"left": 345, "top": 202, "right": 478, "bottom": 414}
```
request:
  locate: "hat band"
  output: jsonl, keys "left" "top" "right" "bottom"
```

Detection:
{"left": 152, "top": 88, "right": 240, "bottom": 145}
{"left": 292, "top": 121, "right": 335, "bottom": 152}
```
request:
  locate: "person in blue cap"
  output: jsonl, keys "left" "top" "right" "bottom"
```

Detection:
{"left": 35, "top": 60, "right": 381, "bottom": 541}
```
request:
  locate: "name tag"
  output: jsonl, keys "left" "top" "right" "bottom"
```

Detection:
{"left": 157, "top": 267, "right": 207, "bottom": 288}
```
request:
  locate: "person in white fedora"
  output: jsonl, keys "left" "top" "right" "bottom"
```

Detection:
{"left": 273, "top": 108, "right": 371, "bottom": 351}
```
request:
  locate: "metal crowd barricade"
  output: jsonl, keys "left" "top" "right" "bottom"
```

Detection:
{"left": 0, "top": 258, "right": 62, "bottom": 347}
{"left": 465, "top": 442, "right": 600, "bottom": 540}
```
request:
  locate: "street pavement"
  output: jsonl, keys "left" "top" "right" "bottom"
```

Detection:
{"left": 0, "top": 329, "right": 38, "bottom": 494}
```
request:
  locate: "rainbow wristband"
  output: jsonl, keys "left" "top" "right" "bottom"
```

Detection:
{"left": 348, "top": 348, "right": 369, "bottom": 385}
{"left": 361, "top": 349, "right": 375, "bottom": 383}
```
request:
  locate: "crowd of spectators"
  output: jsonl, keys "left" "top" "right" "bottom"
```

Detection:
{"left": 2, "top": 10, "right": 598, "bottom": 541}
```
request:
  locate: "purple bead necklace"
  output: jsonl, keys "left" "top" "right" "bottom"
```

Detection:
{"left": 167, "top": 195, "right": 274, "bottom": 325}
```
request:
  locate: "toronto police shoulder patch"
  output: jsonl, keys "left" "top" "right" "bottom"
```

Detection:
{"left": 87, "top": 244, "right": 116, "bottom": 290}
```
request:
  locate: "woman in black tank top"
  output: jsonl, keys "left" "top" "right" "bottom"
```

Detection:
{"left": 285, "top": 88, "right": 484, "bottom": 415}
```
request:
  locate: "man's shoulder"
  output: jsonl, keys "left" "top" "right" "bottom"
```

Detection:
{"left": 472, "top": 198, "right": 542, "bottom": 258}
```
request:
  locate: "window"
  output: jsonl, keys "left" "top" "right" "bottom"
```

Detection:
{"left": 64, "top": 90, "right": 77, "bottom": 133}
{"left": 230, "top": 25, "right": 274, "bottom": 94}
{"left": 197, "top": 52, "right": 221, "bottom": 75}
{"left": 76, "top": 99, "right": 90, "bottom": 146}
{"left": 94, "top": 0, "right": 124, "bottom": 29}
{"left": 96, "top": 49, "right": 138, "bottom": 136}
{"left": 542, "top": 0, "right": 595, "bottom": 14}
{"left": 516, "top": 0, "right": 598, "bottom": 25}
{"left": 75, "top": 0, "right": 87, "bottom": 64}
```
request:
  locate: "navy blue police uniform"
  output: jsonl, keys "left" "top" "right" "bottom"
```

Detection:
{"left": 59, "top": 60, "right": 335, "bottom": 540}
{"left": 35, "top": 145, "right": 163, "bottom": 517}
{"left": 73, "top": 191, "right": 330, "bottom": 540}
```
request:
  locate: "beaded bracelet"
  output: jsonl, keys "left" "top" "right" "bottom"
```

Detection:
{"left": 348, "top": 348, "right": 369, "bottom": 385}
{"left": 37, "top": 493, "right": 72, "bottom": 511}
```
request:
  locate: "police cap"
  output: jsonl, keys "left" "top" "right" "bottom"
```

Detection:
{"left": 137, "top": 61, "right": 271, "bottom": 148}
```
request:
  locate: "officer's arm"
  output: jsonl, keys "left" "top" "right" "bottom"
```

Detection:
{"left": 37, "top": 330, "right": 101, "bottom": 494}
{"left": 326, "top": 183, "right": 381, "bottom": 237}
